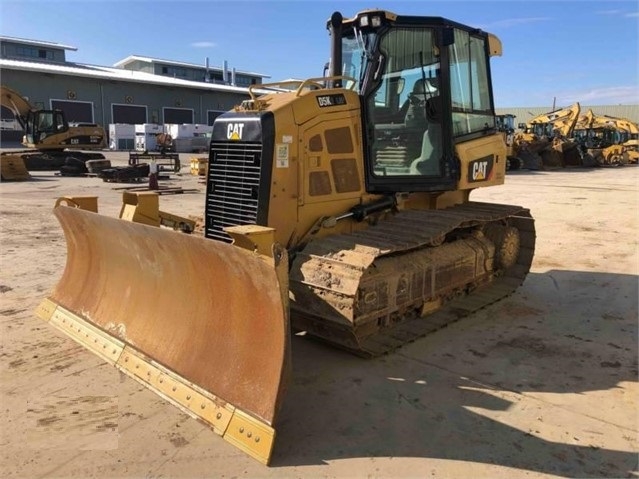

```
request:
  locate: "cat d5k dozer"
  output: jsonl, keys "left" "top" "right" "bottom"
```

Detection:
{"left": 37, "top": 10, "right": 535, "bottom": 465}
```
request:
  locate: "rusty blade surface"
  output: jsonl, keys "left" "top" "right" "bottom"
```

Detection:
{"left": 50, "top": 206, "right": 290, "bottom": 425}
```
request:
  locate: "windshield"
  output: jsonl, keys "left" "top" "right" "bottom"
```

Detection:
{"left": 363, "top": 27, "right": 443, "bottom": 178}
{"left": 496, "top": 115, "right": 515, "bottom": 132}
{"left": 449, "top": 29, "right": 494, "bottom": 136}
{"left": 341, "top": 30, "right": 376, "bottom": 92}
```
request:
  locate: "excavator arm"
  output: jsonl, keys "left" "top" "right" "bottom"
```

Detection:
{"left": 574, "top": 109, "right": 597, "bottom": 131}
{"left": 527, "top": 102, "right": 581, "bottom": 138}
{"left": 577, "top": 111, "right": 638, "bottom": 142}
{"left": 0, "top": 85, "right": 32, "bottom": 129}
{"left": 601, "top": 116, "right": 639, "bottom": 137}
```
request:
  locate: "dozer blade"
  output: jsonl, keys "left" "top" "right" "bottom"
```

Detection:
{"left": 36, "top": 205, "right": 290, "bottom": 464}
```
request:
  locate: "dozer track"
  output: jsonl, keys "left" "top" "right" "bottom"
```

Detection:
{"left": 289, "top": 202, "right": 536, "bottom": 357}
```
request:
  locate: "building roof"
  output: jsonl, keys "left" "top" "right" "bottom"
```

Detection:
{"left": 0, "top": 35, "right": 77, "bottom": 51}
{"left": 0, "top": 58, "right": 261, "bottom": 94}
{"left": 113, "top": 55, "right": 269, "bottom": 79}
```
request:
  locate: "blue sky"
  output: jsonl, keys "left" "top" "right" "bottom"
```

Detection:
{"left": 1, "top": 0, "right": 638, "bottom": 107}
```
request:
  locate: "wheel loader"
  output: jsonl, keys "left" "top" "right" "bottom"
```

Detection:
{"left": 36, "top": 9, "right": 536, "bottom": 465}
{"left": 0, "top": 85, "right": 107, "bottom": 180}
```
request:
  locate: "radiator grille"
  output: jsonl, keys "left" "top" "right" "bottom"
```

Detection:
{"left": 205, "top": 141, "right": 262, "bottom": 242}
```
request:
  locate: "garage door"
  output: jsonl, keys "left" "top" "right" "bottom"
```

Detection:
{"left": 51, "top": 100, "right": 93, "bottom": 123}
{"left": 164, "top": 108, "right": 194, "bottom": 124}
{"left": 1, "top": 106, "right": 21, "bottom": 130}
{"left": 112, "top": 104, "right": 147, "bottom": 124}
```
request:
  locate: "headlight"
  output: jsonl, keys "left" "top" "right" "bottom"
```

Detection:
{"left": 371, "top": 15, "right": 382, "bottom": 27}
{"left": 359, "top": 15, "right": 369, "bottom": 27}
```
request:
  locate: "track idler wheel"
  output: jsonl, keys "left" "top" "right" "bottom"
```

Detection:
{"left": 484, "top": 223, "right": 520, "bottom": 270}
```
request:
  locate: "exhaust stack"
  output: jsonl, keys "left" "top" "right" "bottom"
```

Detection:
{"left": 328, "top": 11, "right": 343, "bottom": 88}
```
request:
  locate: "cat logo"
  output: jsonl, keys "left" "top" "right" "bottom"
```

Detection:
{"left": 472, "top": 160, "right": 488, "bottom": 180}
{"left": 468, "top": 156, "right": 494, "bottom": 182}
{"left": 227, "top": 123, "right": 245, "bottom": 140}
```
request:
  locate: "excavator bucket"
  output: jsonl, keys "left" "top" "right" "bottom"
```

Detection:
{"left": 0, "top": 153, "right": 31, "bottom": 180}
{"left": 35, "top": 204, "right": 291, "bottom": 464}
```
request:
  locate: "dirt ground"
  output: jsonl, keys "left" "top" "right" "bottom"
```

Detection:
{"left": 0, "top": 153, "right": 637, "bottom": 479}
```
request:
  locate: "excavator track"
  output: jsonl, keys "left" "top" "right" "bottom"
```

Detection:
{"left": 290, "top": 202, "right": 535, "bottom": 357}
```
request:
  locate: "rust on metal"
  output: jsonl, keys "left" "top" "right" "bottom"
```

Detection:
{"left": 41, "top": 205, "right": 290, "bottom": 464}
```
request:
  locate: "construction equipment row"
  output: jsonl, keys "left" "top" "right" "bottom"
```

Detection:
{"left": 497, "top": 104, "right": 638, "bottom": 170}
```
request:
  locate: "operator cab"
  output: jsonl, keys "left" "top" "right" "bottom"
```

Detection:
{"left": 332, "top": 10, "right": 499, "bottom": 193}
{"left": 496, "top": 114, "right": 516, "bottom": 133}
{"left": 24, "top": 109, "right": 68, "bottom": 145}
{"left": 526, "top": 122, "right": 553, "bottom": 138}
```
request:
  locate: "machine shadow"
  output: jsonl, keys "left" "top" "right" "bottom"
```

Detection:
{"left": 273, "top": 269, "right": 638, "bottom": 476}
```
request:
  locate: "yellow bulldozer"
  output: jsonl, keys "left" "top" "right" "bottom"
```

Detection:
{"left": 0, "top": 85, "right": 107, "bottom": 180}
{"left": 36, "top": 9, "right": 536, "bottom": 464}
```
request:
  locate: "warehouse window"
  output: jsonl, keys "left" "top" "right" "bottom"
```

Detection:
{"left": 16, "top": 46, "right": 53, "bottom": 60}
{"left": 161, "top": 66, "right": 187, "bottom": 78}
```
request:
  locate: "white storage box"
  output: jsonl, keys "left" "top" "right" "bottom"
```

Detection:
{"left": 108, "top": 124, "right": 136, "bottom": 150}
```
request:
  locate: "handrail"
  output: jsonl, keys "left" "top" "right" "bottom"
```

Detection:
{"left": 295, "top": 76, "right": 357, "bottom": 97}
{"left": 247, "top": 76, "right": 357, "bottom": 101}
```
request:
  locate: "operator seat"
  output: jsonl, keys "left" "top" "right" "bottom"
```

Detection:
{"left": 403, "top": 79, "right": 429, "bottom": 127}
{"left": 409, "top": 82, "right": 442, "bottom": 175}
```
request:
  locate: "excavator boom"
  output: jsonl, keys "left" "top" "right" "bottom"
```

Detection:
{"left": 525, "top": 102, "right": 581, "bottom": 137}
{"left": 1, "top": 85, "right": 31, "bottom": 128}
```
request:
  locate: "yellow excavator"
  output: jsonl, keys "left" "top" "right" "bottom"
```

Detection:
{"left": 0, "top": 85, "right": 107, "bottom": 180}
{"left": 613, "top": 116, "right": 639, "bottom": 163}
{"left": 36, "top": 10, "right": 536, "bottom": 464}
{"left": 573, "top": 110, "right": 639, "bottom": 165}
{"left": 515, "top": 102, "right": 582, "bottom": 168}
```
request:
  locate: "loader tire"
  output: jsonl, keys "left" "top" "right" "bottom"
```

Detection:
{"left": 506, "top": 156, "right": 521, "bottom": 171}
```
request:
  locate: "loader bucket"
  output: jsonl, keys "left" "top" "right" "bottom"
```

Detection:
{"left": 36, "top": 205, "right": 290, "bottom": 464}
{"left": 0, "top": 154, "right": 31, "bottom": 180}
